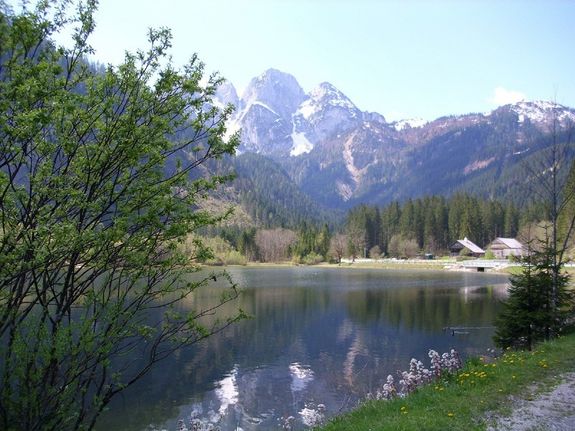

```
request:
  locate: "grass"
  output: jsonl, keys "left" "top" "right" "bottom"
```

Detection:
{"left": 320, "top": 331, "right": 575, "bottom": 431}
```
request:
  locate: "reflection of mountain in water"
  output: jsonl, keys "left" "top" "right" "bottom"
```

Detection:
{"left": 97, "top": 267, "right": 508, "bottom": 431}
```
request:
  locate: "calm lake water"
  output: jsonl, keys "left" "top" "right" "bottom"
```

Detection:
{"left": 97, "top": 266, "right": 509, "bottom": 431}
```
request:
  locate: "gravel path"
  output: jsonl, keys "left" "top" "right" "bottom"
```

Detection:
{"left": 486, "top": 372, "right": 575, "bottom": 431}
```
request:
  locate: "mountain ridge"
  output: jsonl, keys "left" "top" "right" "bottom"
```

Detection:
{"left": 217, "top": 69, "right": 575, "bottom": 211}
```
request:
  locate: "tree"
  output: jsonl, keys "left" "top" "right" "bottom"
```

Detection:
{"left": 495, "top": 109, "right": 575, "bottom": 347}
{"left": 0, "top": 2, "right": 243, "bottom": 430}
{"left": 329, "top": 233, "right": 348, "bottom": 263}
{"left": 255, "top": 228, "right": 297, "bottom": 262}
{"left": 346, "top": 225, "right": 367, "bottom": 261}
{"left": 494, "top": 240, "right": 573, "bottom": 350}
{"left": 369, "top": 245, "right": 382, "bottom": 259}
{"left": 387, "top": 234, "right": 419, "bottom": 258}
{"left": 520, "top": 116, "right": 575, "bottom": 338}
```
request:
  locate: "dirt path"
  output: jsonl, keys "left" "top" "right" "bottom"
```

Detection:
{"left": 486, "top": 372, "right": 575, "bottom": 430}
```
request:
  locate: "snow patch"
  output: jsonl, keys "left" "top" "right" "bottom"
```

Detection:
{"left": 297, "top": 98, "right": 319, "bottom": 119}
{"left": 290, "top": 131, "right": 313, "bottom": 156}
{"left": 512, "top": 101, "right": 575, "bottom": 124}
{"left": 250, "top": 101, "right": 279, "bottom": 116}
{"left": 392, "top": 118, "right": 428, "bottom": 131}
{"left": 290, "top": 113, "right": 314, "bottom": 156}
{"left": 298, "top": 82, "right": 358, "bottom": 118}
{"left": 513, "top": 148, "right": 530, "bottom": 156}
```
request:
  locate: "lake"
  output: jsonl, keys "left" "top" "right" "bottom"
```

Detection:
{"left": 96, "top": 266, "right": 509, "bottom": 431}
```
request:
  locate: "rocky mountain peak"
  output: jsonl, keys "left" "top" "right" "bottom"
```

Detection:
{"left": 214, "top": 81, "right": 239, "bottom": 109}
{"left": 241, "top": 68, "right": 306, "bottom": 119}
{"left": 512, "top": 100, "right": 575, "bottom": 125}
{"left": 484, "top": 100, "right": 575, "bottom": 130}
{"left": 308, "top": 82, "right": 357, "bottom": 111}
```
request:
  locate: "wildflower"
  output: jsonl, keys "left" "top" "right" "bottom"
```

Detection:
{"left": 447, "top": 412, "right": 455, "bottom": 417}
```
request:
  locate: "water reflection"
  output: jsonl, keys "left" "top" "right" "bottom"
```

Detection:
{"left": 216, "top": 367, "right": 239, "bottom": 415}
{"left": 96, "top": 267, "right": 508, "bottom": 431}
{"left": 289, "top": 363, "right": 314, "bottom": 393}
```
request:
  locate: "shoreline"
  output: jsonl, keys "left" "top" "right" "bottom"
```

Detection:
{"left": 320, "top": 332, "right": 575, "bottom": 431}
{"left": 221, "top": 259, "right": 518, "bottom": 275}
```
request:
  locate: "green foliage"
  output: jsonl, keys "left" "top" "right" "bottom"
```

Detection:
{"left": 232, "top": 153, "right": 340, "bottom": 228}
{"left": 321, "top": 333, "right": 575, "bottom": 431}
{"left": 299, "top": 252, "right": 324, "bottom": 265}
{"left": 291, "top": 222, "right": 331, "bottom": 261}
{"left": 346, "top": 194, "right": 520, "bottom": 257}
{"left": 484, "top": 250, "right": 496, "bottom": 260}
{"left": 494, "top": 244, "right": 574, "bottom": 350}
{"left": 0, "top": 2, "right": 242, "bottom": 430}
{"left": 195, "top": 236, "right": 247, "bottom": 266}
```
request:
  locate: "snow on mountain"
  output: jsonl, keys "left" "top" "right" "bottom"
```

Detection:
{"left": 216, "top": 69, "right": 575, "bottom": 208}
{"left": 241, "top": 68, "right": 306, "bottom": 120}
{"left": 510, "top": 100, "right": 575, "bottom": 125}
{"left": 307, "top": 82, "right": 359, "bottom": 114}
{"left": 229, "top": 70, "right": 365, "bottom": 157}
{"left": 290, "top": 130, "right": 314, "bottom": 156}
{"left": 392, "top": 118, "right": 428, "bottom": 131}
{"left": 289, "top": 112, "right": 314, "bottom": 156}
{"left": 214, "top": 81, "right": 239, "bottom": 109}
{"left": 296, "top": 98, "right": 319, "bottom": 120}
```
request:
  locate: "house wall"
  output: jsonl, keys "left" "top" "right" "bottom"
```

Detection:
{"left": 492, "top": 247, "right": 522, "bottom": 259}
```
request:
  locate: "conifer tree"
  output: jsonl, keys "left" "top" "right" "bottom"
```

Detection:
{"left": 494, "top": 240, "right": 573, "bottom": 350}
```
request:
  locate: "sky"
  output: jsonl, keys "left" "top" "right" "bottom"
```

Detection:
{"left": 13, "top": 0, "right": 575, "bottom": 121}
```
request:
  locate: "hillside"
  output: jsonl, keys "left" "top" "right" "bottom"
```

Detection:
{"left": 217, "top": 69, "right": 575, "bottom": 213}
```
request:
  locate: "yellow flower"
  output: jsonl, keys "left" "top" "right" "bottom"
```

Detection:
{"left": 447, "top": 412, "right": 455, "bottom": 417}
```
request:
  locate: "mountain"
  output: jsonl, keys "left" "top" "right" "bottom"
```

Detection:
{"left": 217, "top": 69, "right": 575, "bottom": 213}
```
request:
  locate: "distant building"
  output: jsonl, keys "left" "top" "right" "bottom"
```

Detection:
{"left": 449, "top": 237, "right": 485, "bottom": 258}
{"left": 487, "top": 237, "right": 524, "bottom": 259}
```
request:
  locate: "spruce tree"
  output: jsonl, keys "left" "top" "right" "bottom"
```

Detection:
{"left": 494, "top": 242, "right": 573, "bottom": 350}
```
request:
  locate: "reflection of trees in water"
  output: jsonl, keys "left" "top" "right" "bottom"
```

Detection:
{"left": 98, "top": 271, "right": 509, "bottom": 431}
{"left": 345, "top": 284, "right": 507, "bottom": 331}
{"left": 98, "top": 284, "right": 333, "bottom": 430}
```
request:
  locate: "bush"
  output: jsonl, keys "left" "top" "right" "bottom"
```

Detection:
{"left": 301, "top": 252, "right": 324, "bottom": 265}
{"left": 369, "top": 245, "right": 382, "bottom": 259}
{"left": 484, "top": 250, "right": 496, "bottom": 260}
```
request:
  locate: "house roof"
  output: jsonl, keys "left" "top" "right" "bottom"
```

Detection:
{"left": 455, "top": 237, "right": 485, "bottom": 254}
{"left": 493, "top": 237, "right": 523, "bottom": 249}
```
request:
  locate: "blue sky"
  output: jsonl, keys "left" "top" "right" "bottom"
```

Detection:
{"left": 25, "top": 0, "right": 575, "bottom": 121}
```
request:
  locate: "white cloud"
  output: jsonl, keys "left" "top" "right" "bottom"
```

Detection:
{"left": 489, "top": 87, "right": 527, "bottom": 106}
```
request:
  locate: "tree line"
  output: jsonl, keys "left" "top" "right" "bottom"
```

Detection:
{"left": 210, "top": 193, "right": 531, "bottom": 263}
{"left": 347, "top": 194, "right": 521, "bottom": 258}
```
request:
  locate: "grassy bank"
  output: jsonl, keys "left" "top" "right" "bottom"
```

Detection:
{"left": 320, "top": 332, "right": 575, "bottom": 431}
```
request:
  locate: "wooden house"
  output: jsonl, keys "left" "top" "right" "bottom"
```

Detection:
{"left": 487, "top": 237, "right": 524, "bottom": 259}
{"left": 449, "top": 237, "right": 485, "bottom": 258}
